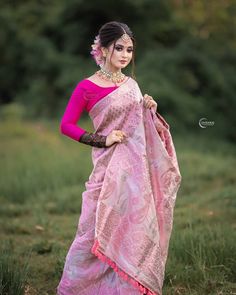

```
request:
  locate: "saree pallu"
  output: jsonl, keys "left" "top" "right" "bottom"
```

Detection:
{"left": 57, "top": 77, "right": 182, "bottom": 295}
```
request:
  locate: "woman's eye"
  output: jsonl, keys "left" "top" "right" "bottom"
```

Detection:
{"left": 115, "top": 47, "right": 133, "bottom": 53}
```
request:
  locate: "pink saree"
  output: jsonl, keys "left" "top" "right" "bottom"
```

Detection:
{"left": 57, "top": 77, "right": 182, "bottom": 295}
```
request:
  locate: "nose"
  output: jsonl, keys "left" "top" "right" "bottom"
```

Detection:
{"left": 122, "top": 50, "right": 128, "bottom": 58}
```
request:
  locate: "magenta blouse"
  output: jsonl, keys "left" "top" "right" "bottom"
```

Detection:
{"left": 60, "top": 79, "right": 119, "bottom": 141}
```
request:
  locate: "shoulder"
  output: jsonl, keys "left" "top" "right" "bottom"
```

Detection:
{"left": 84, "top": 74, "right": 97, "bottom": 82}
{"left": 77, "top": 74, "right": 100, "bottom": 88}
{"left": 129, "top": 76, "right": 139, "bottom": 87}
{"left": 127, "top": 76, "right": 137, "bottom": 83}
{"left": 68, "top": 79, "right": 91, "bottom": 101}
{"left": 73, "top": 77, "right": 93, "bottom": 90}
{"left": 72, "top": 78, "right": 98, "bottom": 103}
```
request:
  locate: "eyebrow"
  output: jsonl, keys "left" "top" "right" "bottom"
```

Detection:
{"left": 115, "top": 44, "right": 133, "bottom": 48}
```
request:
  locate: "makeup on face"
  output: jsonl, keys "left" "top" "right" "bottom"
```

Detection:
{"left": 105, "top": 39, "right": 133, "bottom": 71}
{"left": 114, "top": 43, "right": 133, "bottom": 65}
{"left": 114, "top": 44, "right": 133, "bottom": 53}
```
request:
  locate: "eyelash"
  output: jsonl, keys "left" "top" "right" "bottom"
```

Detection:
{"left": 115, "top": 47, "right": 133, "bottom": 53}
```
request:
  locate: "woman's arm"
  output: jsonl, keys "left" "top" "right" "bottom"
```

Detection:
{"left": 79, "top": 132, "right": 107, "bottom": 148}
{"left": 60, "top": 83, "right": 107, "bottom": 148}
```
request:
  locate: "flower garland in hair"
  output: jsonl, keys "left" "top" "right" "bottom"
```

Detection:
{"left": 90, "top": 34, "right": 104, "bottom": 67}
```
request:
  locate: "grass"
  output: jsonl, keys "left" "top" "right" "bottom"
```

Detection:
{"left": 0, "top": 107, "right": 235, "bottom": 295}
{"left": 0, "top": 241, "right": 30, "bottom": 295}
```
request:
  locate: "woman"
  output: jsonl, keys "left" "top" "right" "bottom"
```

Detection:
{"left": 57, "top": 21, "right": 182, "bottom": 295}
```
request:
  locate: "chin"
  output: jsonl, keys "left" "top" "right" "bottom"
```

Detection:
{"left": 115, "top": 66, "right": 123, "bottom": 71}
{"left": 119, "top": 64, "right": 127, "bottom": 69}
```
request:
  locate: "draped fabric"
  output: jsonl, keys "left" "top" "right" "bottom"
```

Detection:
{"left": 57, "top": 77, "right": 182, "bottom": 295}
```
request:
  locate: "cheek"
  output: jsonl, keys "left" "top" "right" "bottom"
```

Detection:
{"left": 114, "top": 51, "right": 122, "bottom": 58}
{"left": 110, "top": 51, "right": 133, "bottom": 61}
{"left": 110, "top": 52, "right": 121, "bottom": 61}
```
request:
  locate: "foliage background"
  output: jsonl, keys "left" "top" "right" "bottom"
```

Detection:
{"left": 0, "top": 1, "right": 236, "bottom": 294}
{"left": 1, "top": 0, "right": 236, "bottom": 141}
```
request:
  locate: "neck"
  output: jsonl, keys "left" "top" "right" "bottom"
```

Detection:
{"left": 101, "top": 64, "right": 121, "bottom": 74}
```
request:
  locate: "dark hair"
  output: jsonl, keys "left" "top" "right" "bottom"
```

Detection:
{"left": 98, "top": 21, "right": 136, "bottom": 80}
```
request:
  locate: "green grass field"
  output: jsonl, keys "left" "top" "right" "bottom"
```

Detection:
{"left": 0, "top": 113, "right": 235, "bottom": 295}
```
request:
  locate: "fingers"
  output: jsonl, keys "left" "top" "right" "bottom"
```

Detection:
{"left": 114, "top": 130, "right": 127, "bottom": 143}
{"left": 143, "top": 94, "right": 158, "bottom": 109}
{"left": 115, "top": 130, "right": 127, "bottom": 137}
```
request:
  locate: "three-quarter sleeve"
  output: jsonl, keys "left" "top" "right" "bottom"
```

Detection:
{"left": 60, "top": 82, "right": 88, "bottom": 142}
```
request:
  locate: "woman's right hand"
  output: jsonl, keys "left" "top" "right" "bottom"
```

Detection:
{"left": 105, "top": 130, "right": 128, "bottom": 147}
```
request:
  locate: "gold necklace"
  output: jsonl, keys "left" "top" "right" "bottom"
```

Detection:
{"left": 96, "top": 67, "right": 126, "bottom": 84}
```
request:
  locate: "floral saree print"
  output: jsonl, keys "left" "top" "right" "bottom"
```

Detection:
{"left": 57, "top": 77, "right": 182, "bottom": 295}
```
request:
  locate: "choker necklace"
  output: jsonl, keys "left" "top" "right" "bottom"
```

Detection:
{"left": 96, "top": 67, "right": 126, "bottom": 84}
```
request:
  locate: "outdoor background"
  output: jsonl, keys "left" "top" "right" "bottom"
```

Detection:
{"left": 0, "top": 0, "right": 235, "bottom": 294}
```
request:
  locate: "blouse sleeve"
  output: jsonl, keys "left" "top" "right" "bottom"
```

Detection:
{"left": 60, "top": 82, "right": 87, "bottom": 142}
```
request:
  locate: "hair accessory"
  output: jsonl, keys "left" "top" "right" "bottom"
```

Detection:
{"left": 120, "top": 27, "right": 132, "bottom": 43}
{"left": 121, "top": 33, "right": 131, "bottom": 43}
{"left": 90, "top": 35, "right": 104, "bottom": 67}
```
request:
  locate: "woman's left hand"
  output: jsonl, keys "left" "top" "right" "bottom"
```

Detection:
{"left": 143, "top": 94, "right": 158, "bottom": 113}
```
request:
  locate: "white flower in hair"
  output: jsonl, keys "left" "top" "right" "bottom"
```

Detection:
{"left": 90, "top": 35, "right": 104, "bottom": 67}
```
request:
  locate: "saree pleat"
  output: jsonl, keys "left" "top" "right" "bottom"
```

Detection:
{"left": 57, "top": 77, "right": 182, "bottom": 295}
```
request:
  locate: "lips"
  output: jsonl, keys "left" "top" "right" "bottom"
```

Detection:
{"left": 120, "top": 60, "right": 127, "bottom": 63}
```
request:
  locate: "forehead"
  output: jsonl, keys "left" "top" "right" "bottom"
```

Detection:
{"left": 115, "top": 37, "right": 133, "bottom": 47}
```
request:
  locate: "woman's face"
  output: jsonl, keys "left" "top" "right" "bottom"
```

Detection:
{"left": 103, "top": 37, "right": 133, "bottom": 72}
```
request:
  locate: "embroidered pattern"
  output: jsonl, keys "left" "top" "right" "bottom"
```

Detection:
{"left": 57, "top": 77, "right": 182, "bottom": 295}
{"left": 79, "top": 131, "right": 107, "bottom": 148}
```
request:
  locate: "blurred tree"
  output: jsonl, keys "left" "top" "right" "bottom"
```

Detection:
{"left": 0, "top": 0, "right": 235, "bottom": 141}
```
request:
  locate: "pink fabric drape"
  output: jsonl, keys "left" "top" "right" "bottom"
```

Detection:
{"left": 57, "top": 77, "right": 182, "bottom": 295}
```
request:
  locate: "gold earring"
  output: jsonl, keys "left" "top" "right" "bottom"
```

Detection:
{"left": 102, "top": 49, "right": 107, "bottom": 57}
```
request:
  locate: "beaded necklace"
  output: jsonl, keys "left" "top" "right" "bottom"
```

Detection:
{"left": 95, "top": 67, "right": 126, "bottom": 84}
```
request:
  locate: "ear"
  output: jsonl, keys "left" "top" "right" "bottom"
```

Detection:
{"left": 101, "top": 47, "right": 108, "bottom": 57}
